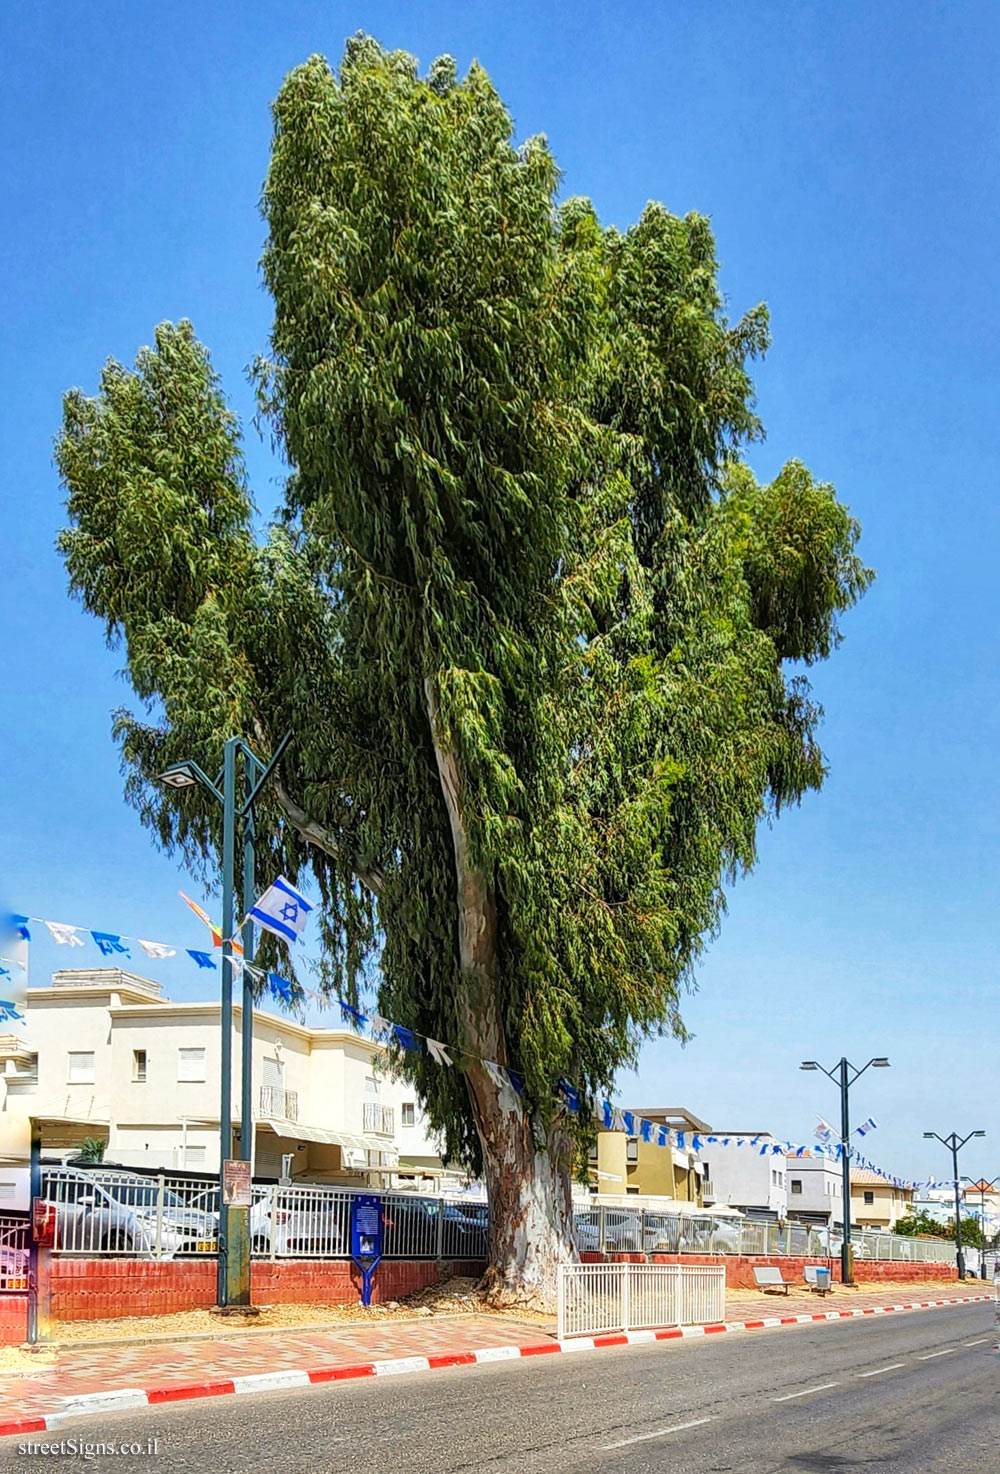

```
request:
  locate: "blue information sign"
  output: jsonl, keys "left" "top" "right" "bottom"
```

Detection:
{"left": 350, "top": 1194, "right": 383, "bottom": 1305}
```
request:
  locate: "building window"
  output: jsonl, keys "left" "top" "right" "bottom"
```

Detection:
{"left": 863, "top": 1190, "right": 874, "bottom": 1205}
{"left": 626, "top": 1186, "right": 640, "bottom": 1195}
{"left": 791, "top": 1179, "right": 802, "bottom": 1195}
{"left": 177, "top": 1047, "right": 206, "bottom": 1082}
{"left": 67, "top": 1051, "right": 95, "bottom": 1084}
{"left": 626, "top": 1138, "right": 639, "bottom": 1162}
{"left": 183, "top": 1146, "right": 206, "bottom": 1166}
{"left": 588, "top": 1142, "right": 598, "bottom": 1161}
{"left": 701, "top": 1161, "right": 709, "bottom": 1179}
{"left": 365, "top": 1074, "right": 380, "bottom": 1097}
{"left": 0, "top": 1182, "right": 15, "bottom": 1202}
{"left": 401, "top": 1102, "right": 415, "bottom": 1128}
{"left": 132, "top": 1049, "right": 147, "bottom": 1082}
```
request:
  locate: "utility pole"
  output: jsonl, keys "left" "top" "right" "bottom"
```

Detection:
{"left": 801, "top": 1055, "right": 890, "bottom": 1286}
{"left": 924, "top": 1130, "right": 985, "bottom": 1279}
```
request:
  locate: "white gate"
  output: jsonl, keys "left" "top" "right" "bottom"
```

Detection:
{"left": 557, "top": 1262, "right": 725, "bottom": 1340}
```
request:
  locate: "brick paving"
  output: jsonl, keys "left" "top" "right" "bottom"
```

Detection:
{"left": 0, "top": 1315, "right": 551, "bottom": 1421}
{"left": 1, "top": 1283, "right": 990, "bottom": 1426}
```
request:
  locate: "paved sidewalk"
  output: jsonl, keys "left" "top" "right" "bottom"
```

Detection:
{"left": 723, "top": 1281, "right": 985, "bottom": 1321}
{"left": 0, "top": 1314, "right": 550, "bottom": 1423}
{"left": 1, "top": 1284, "right": 991, "bottom": 1433}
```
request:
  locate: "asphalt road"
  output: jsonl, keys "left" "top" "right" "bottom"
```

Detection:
{"left": 4, "top": 1303, "right": 997, "bottom": 1473}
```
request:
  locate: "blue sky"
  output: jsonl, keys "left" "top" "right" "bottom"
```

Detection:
{"left": 2, "top": 2, "right": 997, "bottom": 1184}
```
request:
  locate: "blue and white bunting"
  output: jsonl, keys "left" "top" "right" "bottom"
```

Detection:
{"left": 91, "top": 931, "right": 129, "bottom": 958}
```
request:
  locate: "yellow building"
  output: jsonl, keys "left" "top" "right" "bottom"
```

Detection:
{"left": 592, "top": 1107, "right": 706, "bottom": 1203}
{"left": 849, "top": 1168, "right": 914, "bottom": 1230}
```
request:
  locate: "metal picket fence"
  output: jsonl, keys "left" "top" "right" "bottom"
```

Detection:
{"left": 572, "top": 1204, "right": 957, "bottom": 1264}
{"left": 34, "top": 1167, "right": 958, "bottom": 1269}
{"left": 0, "top": 1215, "right": 29, "bottom": 1292}
{"left": 557, "top": 1262, "right": 725, "bottom": 1340}
{"left": 38, "top": 1168, "right": 490, "bottom": 1261}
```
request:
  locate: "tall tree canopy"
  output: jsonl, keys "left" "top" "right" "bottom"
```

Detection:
{"left": 56, "top": 35, "right": 872, "bottom": 1301}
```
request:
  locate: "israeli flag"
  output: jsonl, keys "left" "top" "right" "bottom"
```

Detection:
{"left": 249, "top": 876, "right": 313, "bottom": 944}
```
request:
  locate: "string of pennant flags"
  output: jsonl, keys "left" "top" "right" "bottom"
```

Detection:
{"left": 1, "top": 888, "right": 945, "bottom": 1194}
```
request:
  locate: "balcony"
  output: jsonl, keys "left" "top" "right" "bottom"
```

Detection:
{"left": 259, "top": 1085, "right": 298, "bottom": 1122}
{"left": 700, "top": 1180, "right": 715, "bottom": 1203}
{"left": 363, "top": 1102, "right": 395, "bottom": 1136}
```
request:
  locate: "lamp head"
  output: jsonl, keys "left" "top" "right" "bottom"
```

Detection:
{"left": 800, "top": 1061, "right": 819, "bottom": 1071}
{"left": 157, "top": 762, "right": 199, "bottom": 790}
{"left": 923, "top": 1132, "right": 936, "bottom": 1139}
{"left": 871, "top": 1058, "right": 890, "bottom": 1068}
{"left": 972, "top": 1131, "right": 986, "bottom": 1138}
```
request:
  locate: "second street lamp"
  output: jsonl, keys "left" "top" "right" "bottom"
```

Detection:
{"left": 923, "top": 1129, "right": 985, "bottom": 1279}
{"left": 961, "top": 1176, "right": 998, "bottom": 1277}
{"left": 800, "top": 1055, "right": 890, "bottom": 1286}
{"left": 158, "top": 732, "right": 290, "bottom": 1307}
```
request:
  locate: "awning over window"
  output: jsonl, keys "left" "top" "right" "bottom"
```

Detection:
{"left": 258, "top": 1120, "right": 395, "bottom": 1158}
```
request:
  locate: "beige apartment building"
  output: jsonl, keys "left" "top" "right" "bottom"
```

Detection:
{"left": 0, "top": 968, "right": 445, "bottom": 1189}
{"left": 849, "top": 1167, "right": 914, "bottom": 1230}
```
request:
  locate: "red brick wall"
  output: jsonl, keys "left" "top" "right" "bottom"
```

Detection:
{"left": 854, "top": 1260, "right": 958, "bottom": 1284}
{"left": 0, "top": 1250, "right": 960, "bottom": 1345}
{"left": 0, "top": 1294, "right": 28, "bottom": 1346}
{"left": 45, "top": 1256, "right": 487, "bottom": 1325}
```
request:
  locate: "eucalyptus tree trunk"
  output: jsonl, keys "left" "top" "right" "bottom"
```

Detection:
{"left": 426, "top": 679, "right": 577, "bottom": 1306}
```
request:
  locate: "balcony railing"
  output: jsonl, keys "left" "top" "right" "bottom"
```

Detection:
{"left": 259, "top": 1085, "right": 298, "bottom": 1121}
{"left": 700, "top": 1180, "right": 715, "bottom": 1202}
{"left": 363, "top": 1102, "right": 395, "bottom": 1136}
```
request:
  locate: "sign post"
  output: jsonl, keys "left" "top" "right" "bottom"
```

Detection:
{"left": 350, "top": 1193, "right": 383, "bottom": 1307}
{"left": 222, "top": 1159, "right": 252, "bottom": 1307}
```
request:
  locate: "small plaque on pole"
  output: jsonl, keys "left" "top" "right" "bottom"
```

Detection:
{"left": 222, "top": 1158, "right": 252, "bottom": 1208}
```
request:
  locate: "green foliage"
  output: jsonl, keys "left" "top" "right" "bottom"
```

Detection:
{"left": 957, "top": 1215, "right": 985, "bottom": 1248}
{"left": 56, "top": 36, "right": 872, "bottom": 1173}
{"left": 70, "top": 1137, "right": 107, "bottom": 1165}
{"left": 894, "top": 1210, "right": 984, "bottom": 1247}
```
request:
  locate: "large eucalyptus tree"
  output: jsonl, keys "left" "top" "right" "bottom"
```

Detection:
{"left": 56, "top": 35, "right": 871, "bottom": 1304}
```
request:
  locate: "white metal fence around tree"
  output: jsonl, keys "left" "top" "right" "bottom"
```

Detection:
{"left": 557, "top": 1262, "right": 726, "bottom": 1340}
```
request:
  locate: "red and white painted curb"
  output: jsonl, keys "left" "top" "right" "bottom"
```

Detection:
{"left": 1, "top": 1294, "right": 992, "bottom": 1439}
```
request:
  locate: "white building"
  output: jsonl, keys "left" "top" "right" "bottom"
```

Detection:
{"left": 700, "top": 1133, "right": 788, "bottom": 1221}
{"left": 784, "top": 1151, "right": 844, "bottom": 1228}
{"left": 0, "top": 968, "right": 446, "bottom": 1192}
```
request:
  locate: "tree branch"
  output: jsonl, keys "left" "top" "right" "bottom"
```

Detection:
{"left": 272, "top": 776, "right": 384, "bottom": 896}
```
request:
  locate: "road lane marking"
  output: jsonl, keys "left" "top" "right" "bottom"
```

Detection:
{"left": 918, "top": 1348, "right": 955, "bottom": 1359}
{"left": 964, "top": 1339, "right": 989, "bottom": 1346}
{"left": 772, "top": 1383, "right": 840, "bottom": 1402}
{"left": 602, "top": 1417, "right": 714, "bottom": 1448}
{"left": 856, "top": 1363, "right": 905, "bottom": 1377}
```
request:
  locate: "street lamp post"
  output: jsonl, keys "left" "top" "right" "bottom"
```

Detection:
{"left": 923, "top": 1130, "right": 985, "bottom": 1279}
{"left": 158, "top": 732, "right": 290, "bottom": 1307}
{"left": 961, "top": 1176, "right": 998, "bottom": 1277}
{"left": 800, "top": 1056, "right": 890, "bottom": 1287}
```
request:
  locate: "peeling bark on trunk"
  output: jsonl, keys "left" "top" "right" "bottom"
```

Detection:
{"left": 425, "top": 677, "right": 578, "bottom": 1309}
